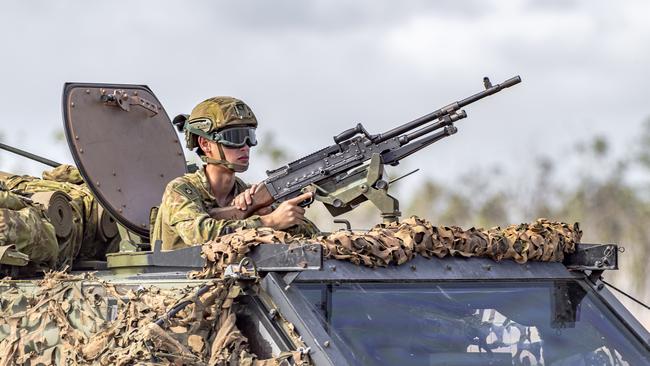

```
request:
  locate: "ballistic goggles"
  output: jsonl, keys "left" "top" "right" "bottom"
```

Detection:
{"left": 210, "top": 126, "right": 258, "bottom": 148}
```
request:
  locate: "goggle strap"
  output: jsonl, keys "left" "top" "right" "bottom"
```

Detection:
{"left": 184, "top": 123, "right": 215, "bottom": 142}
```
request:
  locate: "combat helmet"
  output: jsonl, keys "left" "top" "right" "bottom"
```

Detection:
{"left": 174, "top": 97, "right": 258, "bottom": 172}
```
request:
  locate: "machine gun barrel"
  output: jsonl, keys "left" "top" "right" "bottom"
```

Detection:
{"left": 373, "top": 75, "right": 521, "bottom": 144}
{"left": 0, "top": 142, "right": 61, "bottom": 168}
{"left": 403, "top": 110, "right": 467, "bottom": 142}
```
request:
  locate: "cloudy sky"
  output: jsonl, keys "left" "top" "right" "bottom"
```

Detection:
{"left": 1, "top": 0, "right": 649, "bottom": 190}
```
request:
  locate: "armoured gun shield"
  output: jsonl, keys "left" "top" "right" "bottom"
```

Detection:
{"left": 62, "top": 83, "right": 186, "bottom": 238}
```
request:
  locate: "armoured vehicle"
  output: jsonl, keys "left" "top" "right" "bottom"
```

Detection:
{"left": 0, "top": 83, "right": 648, "bottom": 365}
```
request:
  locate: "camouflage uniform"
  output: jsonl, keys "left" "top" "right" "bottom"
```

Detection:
{"left": 151, "top": 167, "right": 262, "bottom": 251}
{"left": 151, "top": 167, "right": 319, "bottom": 251}
{"left": 0, "top": 183, "right": 58, "bottom": 268}
{"left": 1, "top": 165, "right": 117, "bottom": 270}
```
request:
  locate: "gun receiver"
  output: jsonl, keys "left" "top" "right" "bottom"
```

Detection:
{"left": 210, "top": 75, "right": 522, "bottom": 223}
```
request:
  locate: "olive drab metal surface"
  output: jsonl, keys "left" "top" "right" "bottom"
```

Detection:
{"left": 62, "top": 83, "right": 186, "bottom": 237}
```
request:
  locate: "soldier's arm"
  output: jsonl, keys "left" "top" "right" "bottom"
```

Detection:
{"left": 163, "top": 181, "right": 263, "bottom": 245}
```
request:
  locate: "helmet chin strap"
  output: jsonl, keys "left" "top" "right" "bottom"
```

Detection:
{"left": 201, "top": 143, "right": 248, "bottom": 173}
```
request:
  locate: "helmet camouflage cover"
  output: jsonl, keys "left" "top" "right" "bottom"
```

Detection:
{"left": 182, "top": 97, "right": 258, "bottom": 150}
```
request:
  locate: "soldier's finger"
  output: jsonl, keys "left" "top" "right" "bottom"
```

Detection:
{"left": 234, "top": 196, "right": 246, "bottom": 210}
{"left": 244, "top": 190, "right": 252, "bottom": 205}
{"left": 250, "top": 183, "right": 259, "bottom": 195}
{"left": 287, "top": 192, "right": 313, "bottom": 205}
{"left": 294, "top": 206, "right": 306, "bottom": 215}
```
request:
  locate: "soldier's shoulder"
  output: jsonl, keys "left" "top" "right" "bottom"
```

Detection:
{"left": 165, "top": 171, "right": 202, "bottom": 190}
{"left": 163, "top": 172, "right": 203, "bottom": 202}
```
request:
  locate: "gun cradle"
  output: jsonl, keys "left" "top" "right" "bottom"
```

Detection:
{"left": 312, "top": 154, "right": 401, "bottom": 223}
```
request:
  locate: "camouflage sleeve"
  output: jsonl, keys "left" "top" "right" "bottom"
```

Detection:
{"left": 163, "top": 180, "right": 263, "bottom": 245}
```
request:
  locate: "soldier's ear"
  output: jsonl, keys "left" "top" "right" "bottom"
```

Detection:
{"left": 197, "top": 136, "right": 211, "bottom": 153}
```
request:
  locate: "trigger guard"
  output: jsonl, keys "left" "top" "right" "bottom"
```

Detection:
{"left": 299, "top": 187, "right": 316, "bottom": 207}
{"left": 299, "top": 195, "right": 314, "bottom": 207}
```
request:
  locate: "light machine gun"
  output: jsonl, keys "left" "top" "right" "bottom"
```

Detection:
{"left": 210, "top": 75, "right": 522, "bottom": 223}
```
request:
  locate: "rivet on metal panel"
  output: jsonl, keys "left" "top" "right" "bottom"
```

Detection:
{"left": 122, "top": 204, "right": 127, "bottom": 208}
{"left": 112, "top": 171, "right": 117, "bottom": 176}
{"left": 323, "top": 340, "right": 330, "bottom": 348}
{"left": 410, "top": 265, "right": 417, "bottom": 271}
{"left": 284, "top": 285, "right": 290, "bottom": 291}
{"left": 118, "top": 209, "right": 123, "bottom": 213}
{"left": 134, "top": 91, "right": 139, "bottom": 96}
{"left": 74, "top": 135, "right": 79, "bottom": 140}
{"left": 141, "top": 223, "right": 146, "bottom": 228}
{"left": 329, "top": 265, "right": 336, "bottom": 272}
{"left": 445, "top": 264, "right": 452, "bottom": 271}
{"left": 160, "top": 174, "right": 164, "bottom": 178}
{"left": 96, "top": 182, "right": 101, "bottom": 187}
{"left": 71, "top": 102, "right": 75, "bottom": 107}
{"left": 85, "top": 89, "right": 90, "bottom": 94}
{"left": 79, "top": 148, "right": 84, "bottom": 153}
{"left": 117, "top": 188, "right": 121, "bottom": 192}
{"left": 177, "top": 152, "right": 183, "bottom": 156}
{"left": 173, "top": 139, "right": 178, "bottom": 143}
{"left": 100, "top": 89, "right": 106, "bottom": 95}
{"left": 483, "top": 264, "right": 492, "bottom": 271}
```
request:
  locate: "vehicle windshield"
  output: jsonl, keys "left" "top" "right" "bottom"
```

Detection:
{"left": 296, "top": 280, "right": 649, "bottom": 366}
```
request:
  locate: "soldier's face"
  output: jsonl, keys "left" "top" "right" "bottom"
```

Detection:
{"left": 198, "top": 136, "right": 251, "bottom": 170}
{"left": 220, "top": 144, "right": 250, "bottom": 167}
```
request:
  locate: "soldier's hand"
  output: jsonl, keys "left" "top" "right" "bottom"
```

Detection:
{"left": 232, "top": 183, "right": 260, "bottom": 211}
{"left": 255, "top": 206, "right": 273, "bottom": 216}
{"left": 260, "top": 192, "right": 312, "bottom": 230}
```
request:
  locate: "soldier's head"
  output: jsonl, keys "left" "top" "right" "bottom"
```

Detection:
{"left": 174, "top": 97, "right": 258, "bottom": 173}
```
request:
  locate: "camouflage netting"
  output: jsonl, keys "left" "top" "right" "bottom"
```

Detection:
{"left": 0, "top": 271, "right": 311, "bottom": 365}
{"left": 195, "top": 216, "right": 582, "bottom": 278}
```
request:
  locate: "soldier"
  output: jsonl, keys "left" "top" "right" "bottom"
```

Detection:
{"left": 0, "top": 181, "right": 59, "bottom": 269}
{"left": 151, "top": 97, "right": 318, "bottom": 250}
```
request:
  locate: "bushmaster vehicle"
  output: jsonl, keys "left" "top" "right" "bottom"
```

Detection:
{"left": 0, "top": 82, "right": 649, "bottom": 365}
